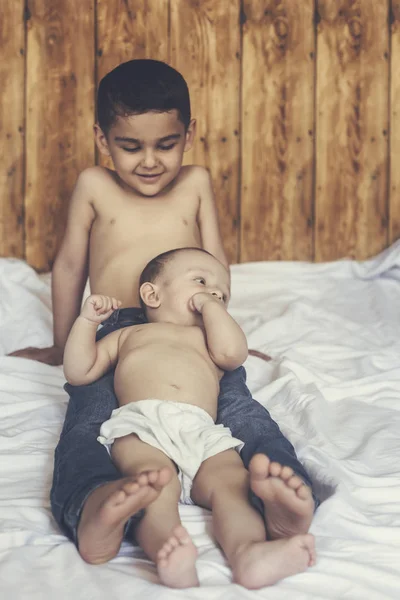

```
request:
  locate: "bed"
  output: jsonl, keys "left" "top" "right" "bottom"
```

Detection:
{"left": 1, "top": 243, "right": 399, "bottom": 600}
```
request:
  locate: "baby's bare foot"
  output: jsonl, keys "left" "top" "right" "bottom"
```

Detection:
{"left": 232, "top": 534, "right": 316, "bottom": 589}
{"left": 157, "top": 525, "right": 199, "bottom": 588}
{"left": 249, "top": 454, "right": 314, "bottom": 539}
{"left": 78, "top": 468, "right": 172, "bottom": 564}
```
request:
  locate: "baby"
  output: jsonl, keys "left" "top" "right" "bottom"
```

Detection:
{"left": 63, "top": 247, "right": 315, "bottom": 589}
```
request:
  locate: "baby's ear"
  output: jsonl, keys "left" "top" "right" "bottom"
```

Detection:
{"left": 140, "top": 282, "right": 161, "bottom": 308}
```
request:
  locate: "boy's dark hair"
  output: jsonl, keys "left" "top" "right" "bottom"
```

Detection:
{"left": 97, "top": 59, "right": 191, "bottom": 134}
{"left": 139, "top": 247, "right": 211, "bottom": 312}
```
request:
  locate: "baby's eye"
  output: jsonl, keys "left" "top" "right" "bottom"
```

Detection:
{"left": 158, "top": 144, "right": 176, "bottom": 151}
{"left": 122, "top": 147, "right": 141, "bottom": 153}
{"left": 194, "top": 277, "right": 206, "bottom": 285}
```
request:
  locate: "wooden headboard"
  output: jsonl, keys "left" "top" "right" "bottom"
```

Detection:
{"left": 1, "top": 0, "right": 399, "bottom": 271}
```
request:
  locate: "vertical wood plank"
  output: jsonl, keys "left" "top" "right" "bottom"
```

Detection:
{"left": 96, "top": 0, "right": 169, "bottom": 170}
{"left": 240, "top": 0, "right": 315, "bottom": 262}
{"left": 390, "top": 2, "right": 400, "bottom": 244}
{"left": 0, "top": 2, "right": 25, "bottom": 259}
{"left": 170, "top": 0, "right": 241, "bottom": 263}
{"left": 25, "top": 0, "right": 95, "bottom": 271}
{"left": 315, "top": 0, "right": 389, "bottom": 261}
{"left": 96, "top": 0, "right": 169, "bottom": 79}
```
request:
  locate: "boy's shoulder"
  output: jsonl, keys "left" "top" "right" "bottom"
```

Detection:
{"left": 176, "top": 166, "right": 213, "bottom": 199}
{"left": 179, "top": 164, "right": 211, "bottom": 185}
{"left": 76, "top": 165, "right": 117, "bottom": 188}
{"left": 72, "top": 167, "right": 124, "bottom": 209}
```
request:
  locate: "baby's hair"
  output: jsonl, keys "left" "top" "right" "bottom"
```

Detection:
{"left": 139, "top": 247, "right": 212, "bottom": 312}
{"left": 97, "top": 59, "right": 191, "bottom": 134}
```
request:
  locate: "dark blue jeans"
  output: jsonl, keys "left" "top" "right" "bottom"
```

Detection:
{"left": 51, "top": 308, "right": 317, "bottom": 545}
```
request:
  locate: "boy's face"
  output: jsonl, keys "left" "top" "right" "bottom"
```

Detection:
{"left": 142, "top": 250, "right": 231, "bottom": 326}
{"left": 95, "top": 111, "right": 195, "bottom": 197}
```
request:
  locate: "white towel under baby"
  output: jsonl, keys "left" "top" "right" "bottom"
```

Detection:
{"left": 97, "top": 399, "right": 244, "bottom": 503}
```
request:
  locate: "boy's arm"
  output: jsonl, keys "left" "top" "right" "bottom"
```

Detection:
{"left": 63, "top": 294, "right": 121, "bottom": 385}
{"left": 190, "top": 293, "right": 248, "bottom": 371}
{"left": 9, "top": 170, "right": 96, "bottom": 365}
{"left": 196, "top": 168, "right": 229, "bottom": 269}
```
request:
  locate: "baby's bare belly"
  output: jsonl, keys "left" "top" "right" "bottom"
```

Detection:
{"left": 114, "top": 348, "right": 220, "bottom": 420}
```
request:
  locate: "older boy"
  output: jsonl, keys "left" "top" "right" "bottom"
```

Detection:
{"left": 63, "top": 247, "right": 315, "bottom": 589}
{"left": 10, "top": 59, "right": 316, "bottom": 563}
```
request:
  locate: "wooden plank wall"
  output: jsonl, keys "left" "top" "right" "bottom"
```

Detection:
{"left": 25, "top": 0, "right": 95, "bottom": 269}
{"left": 0, "top": 0, "right": 399, "bottom": 271}
{"left": 315, "top": 0, "right": 389, "bottom": 261}
{"left": 1, "top": 1, "right": 25, "bottom": 259}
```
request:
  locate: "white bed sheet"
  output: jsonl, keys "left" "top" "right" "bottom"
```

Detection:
{"left": 1, "top": 243, "right": 400, "bottom": 600}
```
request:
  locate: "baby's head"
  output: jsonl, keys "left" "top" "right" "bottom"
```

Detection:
{"left": 94, "top": 59, "right": 195, "bottom": 197}
{"left": 139, "top": 248, "right": 231, "bottom": 325}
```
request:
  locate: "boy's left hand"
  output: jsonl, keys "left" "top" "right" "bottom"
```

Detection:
{"left": 189, "top": 292, "right": 224, "bottom": 314}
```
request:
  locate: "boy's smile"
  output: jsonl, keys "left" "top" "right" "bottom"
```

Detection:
{"left": 95, "top": 111, "right": 195, "bottom": 197}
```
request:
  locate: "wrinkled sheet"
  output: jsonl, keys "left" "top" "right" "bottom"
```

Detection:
{"left": 1, "top": 242, "right": 400, "bottom": 600}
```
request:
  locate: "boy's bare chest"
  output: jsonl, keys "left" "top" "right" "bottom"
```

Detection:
{"left": 88, "top": 174, "right": 203, "bottom": 304}
{"left": 93, "top": 189, "right": 199, "bottom": 239}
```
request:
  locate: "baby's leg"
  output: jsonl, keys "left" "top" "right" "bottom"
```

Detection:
{"left": 191, "top": 450, "right": 315, "bottom": 589}
{"left": 112, "top": 434, "right": 199, "bottom": 588}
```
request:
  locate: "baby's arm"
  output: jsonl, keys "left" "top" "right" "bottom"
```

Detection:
{"left": 196, "top": 168, "right": 229, "bottom": 270}
{"left": 190, "top": 293, "right": 248, "bottom": 371}
{"left": 63, "top": 294, "right": 121, "bottom": 386}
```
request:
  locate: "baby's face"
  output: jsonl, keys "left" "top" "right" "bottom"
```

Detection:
{"left": 156, "top": 250, "right": 231, "bottom": 324}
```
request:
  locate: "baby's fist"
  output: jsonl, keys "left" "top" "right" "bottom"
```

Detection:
{"left": 81, "top": 295, "right": 121, "bottom": 324}
{"left": 189, "top": 292, "right": 221, "bottom": 313}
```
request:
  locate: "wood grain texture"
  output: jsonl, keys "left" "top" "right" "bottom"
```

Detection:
{"left": 0, "top": 2, "right": 25, "bottom": 258}
{"left": 390, "top": 1, "right": 400, "bottom": 244}
{"left": 240, "top": 0, "right": 315, "bottom": 262}
{"left": 315, "top": 0, "right": 389, "bottom": 261}
{"left": 96, "top": 0, "right": 169, "bottom": 80}
{"left": 25, "top": 0, "right": 95, "bottom": 270}
{"left": 96, "top": 0, "right": 169, "bottom": 169}
{"left": 170, "top": 0, "right": 241, "bottom": 263}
